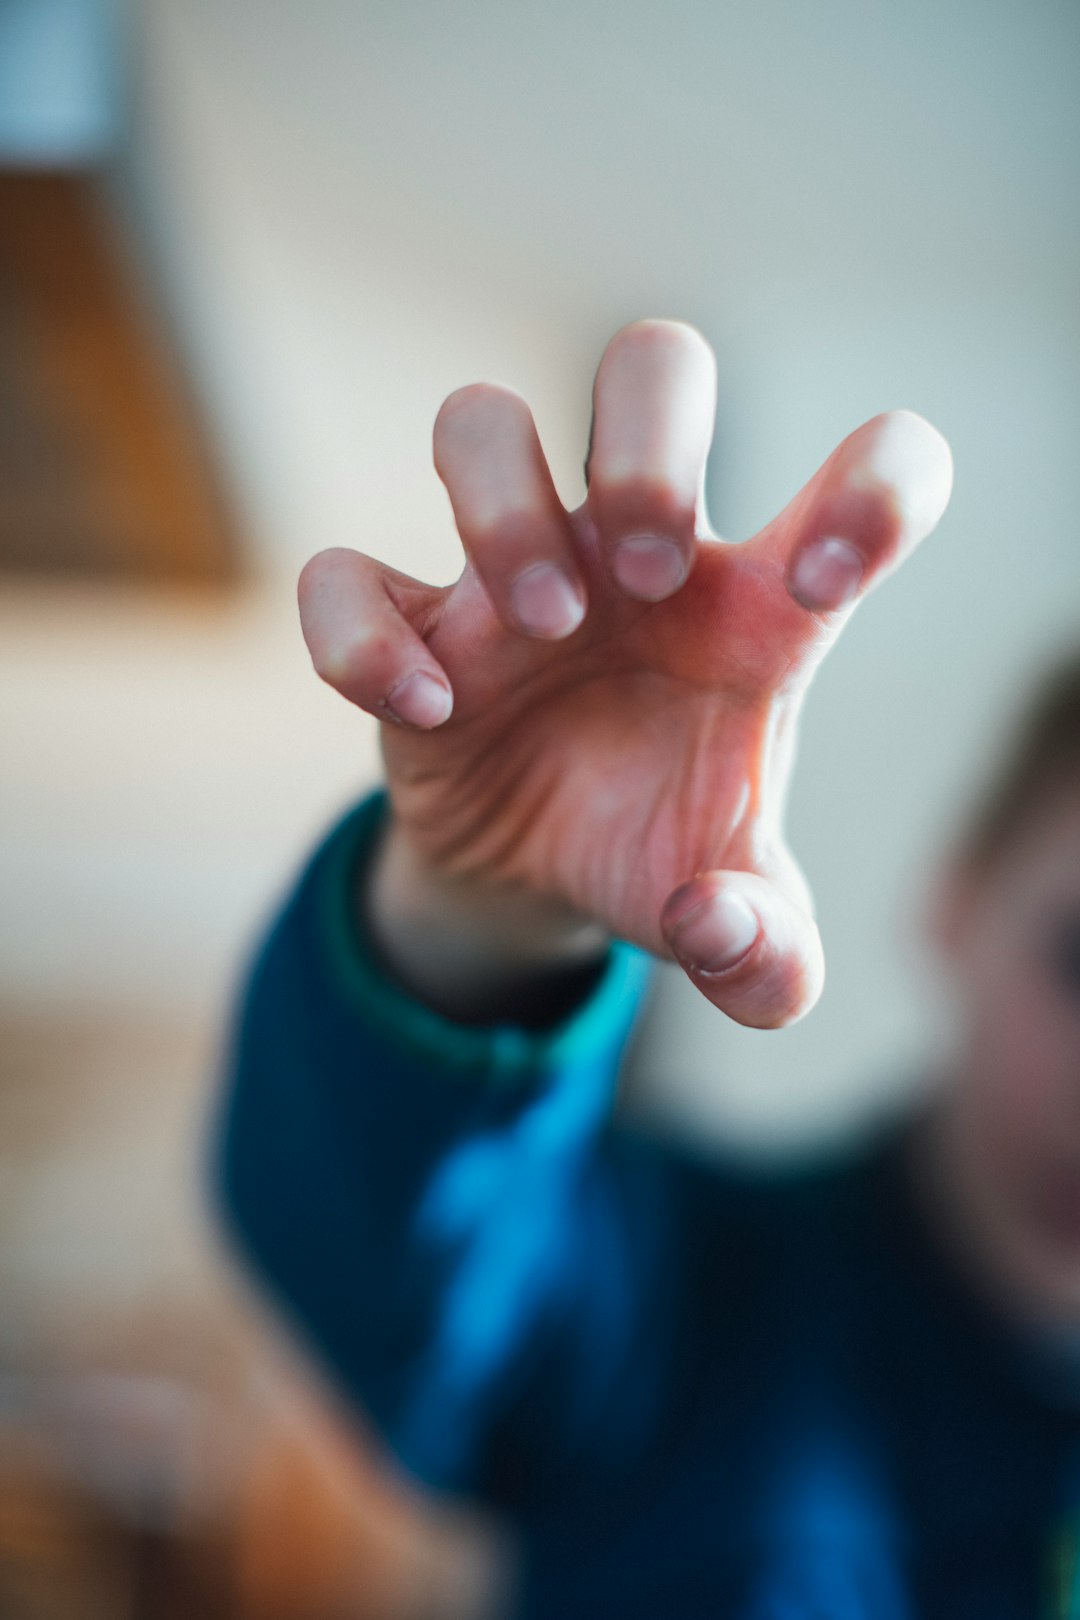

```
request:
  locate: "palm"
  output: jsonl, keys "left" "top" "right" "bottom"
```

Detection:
{"left": 385, "top": 516, "right": 811, "bottom": 955}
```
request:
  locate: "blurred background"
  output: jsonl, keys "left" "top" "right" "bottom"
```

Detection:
{"left": 2, "top": 0, "right": 1078, "bottom": 1614}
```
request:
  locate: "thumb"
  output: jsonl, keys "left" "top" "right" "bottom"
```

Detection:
{"left": 659, "top": 870, "right": 825, "bottom": 1029}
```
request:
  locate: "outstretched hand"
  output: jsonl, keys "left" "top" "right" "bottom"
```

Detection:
{"left": 298, "top": 320, "right": 952, "bottom": 1028}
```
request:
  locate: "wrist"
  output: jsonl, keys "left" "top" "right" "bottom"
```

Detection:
{"left": 362, "top": 815, "right": 611, "bottom": 1023}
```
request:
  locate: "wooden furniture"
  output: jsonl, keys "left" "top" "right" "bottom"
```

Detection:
{"left": 0, "top": 170, "right": 238, "bottom": 583}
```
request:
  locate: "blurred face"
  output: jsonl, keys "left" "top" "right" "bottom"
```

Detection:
{"left": 929, "top": 783, "right": 1080, "bottom": 1327}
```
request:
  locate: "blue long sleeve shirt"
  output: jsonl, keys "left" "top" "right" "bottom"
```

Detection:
{"left": 213, "top": 790, "right": 1080, "bottom": 1619}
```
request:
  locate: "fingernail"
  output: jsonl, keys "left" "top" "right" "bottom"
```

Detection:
{"left": 789, "top": 536, "right": 864, "bottom": 613}
{"left": 509, "top": 562, "right": 586, "bottom": 638}
{"left": 669, "top": 890, "right": 758, "bottom": 973}
{"left": 612, "top": 534, "right": 687, "bottom": 601}
{"left": 386, "top": 671, "right": 453, "bottom": 728}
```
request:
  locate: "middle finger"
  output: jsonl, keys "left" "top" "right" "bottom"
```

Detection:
{"left": 587, "top": 319, "right": 717, "bottom": 603}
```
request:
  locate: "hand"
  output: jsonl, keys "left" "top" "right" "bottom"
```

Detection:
{"left": 298, "top": 320, "right": 952, "bottom": 1028}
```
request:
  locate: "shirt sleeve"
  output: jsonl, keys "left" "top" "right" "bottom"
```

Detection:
{"left": 209, "top": 787, "right": 691, "bottom": 1513}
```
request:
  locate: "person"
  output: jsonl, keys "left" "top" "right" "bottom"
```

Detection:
{"left": 213, "top": 320, "right": 1080, "bottom": 1618}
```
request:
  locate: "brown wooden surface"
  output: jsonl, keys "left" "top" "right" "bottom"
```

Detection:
{"left": 0, "top": 170, "right": 239, "bottom": 582}
{"left": 0, "top": 1003, "right": 502, "bottom": 1619}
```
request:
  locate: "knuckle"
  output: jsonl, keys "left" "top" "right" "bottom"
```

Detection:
{"left": 309, "top": 639, "right": 350, "bottom": 686}
{"left": 812, "top": 479, "right": 903, "bottom": 562}
{"left": 464, "top": 501, "right": 546, "bottom": 548}
{"left": 311, "top": 624, "right": 392, "bottom": 690}
{"left": 590, "top": 469, "right": 695, "bottom": 532}
{"left": 850, "top": 480, "right": 908, "bottom": 551}
{"left": 309, "top": 647, "right": 343, "bottom": 687}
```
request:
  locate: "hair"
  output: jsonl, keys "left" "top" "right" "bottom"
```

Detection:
{"left": 962, "top": 651, "right": 1080, "bottom": 874}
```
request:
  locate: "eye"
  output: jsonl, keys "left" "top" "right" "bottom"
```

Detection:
{"left": 1047, "top": 915, "right": 1080, "bottom": 1002}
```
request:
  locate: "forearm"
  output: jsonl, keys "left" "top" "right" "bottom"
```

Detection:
{"left": 214, "top": 791, "right": 655, "bottom": 1498}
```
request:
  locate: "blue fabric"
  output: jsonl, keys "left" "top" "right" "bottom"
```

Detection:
{"left": 212, "top": 789, "right": 1080, "bottom": 1619}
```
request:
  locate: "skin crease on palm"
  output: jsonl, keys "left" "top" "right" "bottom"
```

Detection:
{"left": 300, "top": 319, "right": 953, "bottom": 1032}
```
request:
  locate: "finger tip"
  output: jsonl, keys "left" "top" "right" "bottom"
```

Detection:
{"left": 666, "top": 877, "right": 825, "bottom": 1030}
{"left": 862, "top": 410, "right": 955, "bottom": 539}
{"left": 693, "top": 956, "right": 822, "bottom": 1031}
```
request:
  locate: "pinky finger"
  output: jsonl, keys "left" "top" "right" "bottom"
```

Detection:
{"left": 659, "top": 869, "right": 825, "bottom": 1029}
{"left": 298, "top": 547, "right": 453, "bottom": 729}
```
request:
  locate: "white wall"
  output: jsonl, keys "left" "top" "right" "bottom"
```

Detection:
{"left": 50, "top": 0, "right": 1080, "bottom": 1139}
